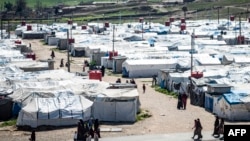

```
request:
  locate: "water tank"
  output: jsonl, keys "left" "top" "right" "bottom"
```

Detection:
{"left": 165, "top": 21, "right": 170, "bottom": 26}
{"left": 21, "top": 21, "right": 26, "bottom": 26}
{"left": 237, "top": 35, "right": 245, "bottom": 44}
{"left": 191, "top": 71, "right": 203, "bottom": 79}
{"left": 139, "top": 17, "right": 144, "bottom": 23}
{"left": 82, "top": 25, "right": 87, "bottom": 30}
{"left": 31, "top": 53, "right": 36, "bottom": 60}
{"left": 170, "top": 17, "right": 175, "bottom": 23}
{"left": 181, "top": 18, "right": 185, "bottom": 23}
{"left": 89, "top": 70, "right": 102, "bottom": 81}
{"left": 109, "top": 51, "right": 118, "bottom": 60}
{"left": 27, "top": 25, "right": 32, "bottom": 31}
{"left": 68, "top": 38, "right": 75, "bottom": 44}
{"left": 105, "top": 22, "right": 109, "bottom": 28}
{"left": 180, "top": 23, "right": 186, "bottom": 30}
{"left": 230, "top": 15, "right": 234, "bottom": 21}
{"left": 68, "top": 20, "right": 73, "bottom": 25}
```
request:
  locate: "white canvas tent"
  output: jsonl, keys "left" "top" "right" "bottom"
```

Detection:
{"left": 90, "top": 87, "right": 139, "bottom": 122}
{"left": 122, "top": 59, "right": 178, "bottom": 78}
{"left": 17, "top": 94, "right": 93, "bottom": 128}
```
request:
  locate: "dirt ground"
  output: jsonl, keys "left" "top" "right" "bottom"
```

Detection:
{"left": 0, "top": 39, "right": 230, "bottom": 141}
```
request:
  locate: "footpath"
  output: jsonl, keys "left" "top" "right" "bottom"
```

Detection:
{"left": 97, "top": 131, "right": 224, "bottom": 141}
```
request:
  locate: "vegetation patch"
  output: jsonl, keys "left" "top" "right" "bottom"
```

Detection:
{"left": 0, "top": 119, "right": 17, "bottom": 128}
{"left": 153, "top": 86, "right": 178, "bottom": 98}
{"left": 136, "top": 109, "right": 152, "bottom": 122}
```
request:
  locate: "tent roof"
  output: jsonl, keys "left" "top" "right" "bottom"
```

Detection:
{"left": 221, "top": 90, "right": 249, "bottom": 105}
{"left": 124, "top": 59, "right": 177, "bottom": 65}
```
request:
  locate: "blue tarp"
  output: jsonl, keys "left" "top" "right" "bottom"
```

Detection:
{"left": 157, "top": 31, "right": 168, "bottom": 35}
{"left": 148, "top": 38, "right": 156, "bottom": 47}
{"left": 219, "top": 90, "right": 249, "bottom": 105}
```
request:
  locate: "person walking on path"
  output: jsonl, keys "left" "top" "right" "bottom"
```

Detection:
{"left": 50, "top": 50, "right": 55, "bottom": 59}
{"left": 60, "top": 58, "right": 64, "bottom": 67}
{"left": 30, "top": 130, "right": 36, "bottom": 141}
{"left": 94, "top": 119, "right": 101, "bottom": 138}
{"left": 181, "top": 94, "right": 188, "bottom": 110}
{"left": 177, "top": 94, "right": 183, "bottom": 110}
{"left": 191, "top": 119, "right": 198, "bottom": 139}
{"left": 142, "top": 84, "right": 146, "bottom": 93}
{"left": 29, "top": 43, "right": 31, "bottom": 48}
{"left": 218, "top": 118, "right": 224, "bottom": 140}
{"left": 196, "top": 118, "right": 203, "bottom": 140}
{"left": 212, "top": 116, "right": 220, "bottom": 137}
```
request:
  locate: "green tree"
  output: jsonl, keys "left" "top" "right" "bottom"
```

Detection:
{"left": 182, "top": 6, "right": 188, "bottom": 19}
{"left": 4, "top": 2, "right": 13, "bottom": 11}
{"left": 15, "top": 0, "right": 27, "bottom": 13}
{"left": 35, "top": 0, "right": 43, "bottom": 12}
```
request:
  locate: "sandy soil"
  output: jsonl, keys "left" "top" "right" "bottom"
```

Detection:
{"left": 0, "top": 39, "right": 217, "bottom": 141}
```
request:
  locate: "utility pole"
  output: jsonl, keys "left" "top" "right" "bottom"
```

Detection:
{"left": 103, "top": 14, "right": 104, "bottom": 35}
{"left": 112, "top": 25, "right": 115, "bottom": 57}
{"left": 140, "top": 18, "right": 143, "bottom": 40}
{"left": 1, "top": 16, "right": 2, "bottom": 39}
{"left": 190, "top": 29, "right": 195, "bottom": 96}
{"left": 8, "top": 20, "right": 10, "bottom": 38}
{"left": 239, "top": 14, "right": 242, "bottom": 37}
{"left": 119, "top": 11, "right": 121, "bottom": 25}
{"left": 217, "top": 8, "right": 220, "bottom": 24}
{"left": 67, "top": 29, "right": 70, "bottom": 72}
{"left": 190, "top": 30, "right": 195, "bottom": 77}
{"left": 228, "top": 7, "right": 229, "bottom": 30}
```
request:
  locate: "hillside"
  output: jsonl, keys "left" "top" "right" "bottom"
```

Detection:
{"left": 1, "top": 0, "right": 250, "bottom": 24}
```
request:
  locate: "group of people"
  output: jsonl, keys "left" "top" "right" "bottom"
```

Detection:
{"left": 191, "top": 116, "right": 224, "bottom": 140}
{"left": 177, "top": 93, "right": 188, "bottom": 110}
{"left": 117, "top": 78, "right": 136, "bottom": 84}
{"left": 191, "top": 118, "right": 203, "bottom": 140}
{"left": 75, "top": 118, "right": 101, "bottom": 141}
{"left": 212, "top": 116, "right": 224, "bottom": 140}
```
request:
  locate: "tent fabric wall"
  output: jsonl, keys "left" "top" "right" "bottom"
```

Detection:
{"left": 0, "top": 98, "right": 13, "bottom": 120}
{"left": 212, "top": 95, "right": 220, "bottom": 114}
{"left": 16, "top": 95, "right": 93, "bottom": 128}
{"left": 93, "top": 100, "right": 136, "bottom": 122}
{"left": 122, "top": 59, "right": 177, "bottom": 78}
{"left": 214, "top": 93, "right": 250, "bottom": 121}
{"left": 190, "top": 89, "right": 205, "bottom": 107}
{"left": 112, "top": 57, "right": 127, "bottom": 73}
{"left": 204, "top": 93, "right": 221, "bottom": 114}
{"left": 204, "top": 93, "right": 214, "bottom": 112}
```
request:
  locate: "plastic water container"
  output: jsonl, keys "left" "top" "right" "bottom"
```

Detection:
{"left": 89, "top": 70, "right": 102, "bottom": 81}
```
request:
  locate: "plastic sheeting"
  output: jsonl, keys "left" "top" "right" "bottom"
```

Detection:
{"left": 93, "top": 100, "right": 136, "bottom": 122}
{"left": 17, "top": 95, "right": 93, "bottom": 128}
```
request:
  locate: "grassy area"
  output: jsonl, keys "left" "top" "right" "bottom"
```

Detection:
{"left": 0, "top": 119, "right": 17, "bottom": 127}
{"left": 153, "top": 86, "right": 178, "bottom": 98}
{"left": 136, "top": 109, "right": 152, "bottom": 122}
{"left": 0, "top": 0, "right": 88, "bottom": 8}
